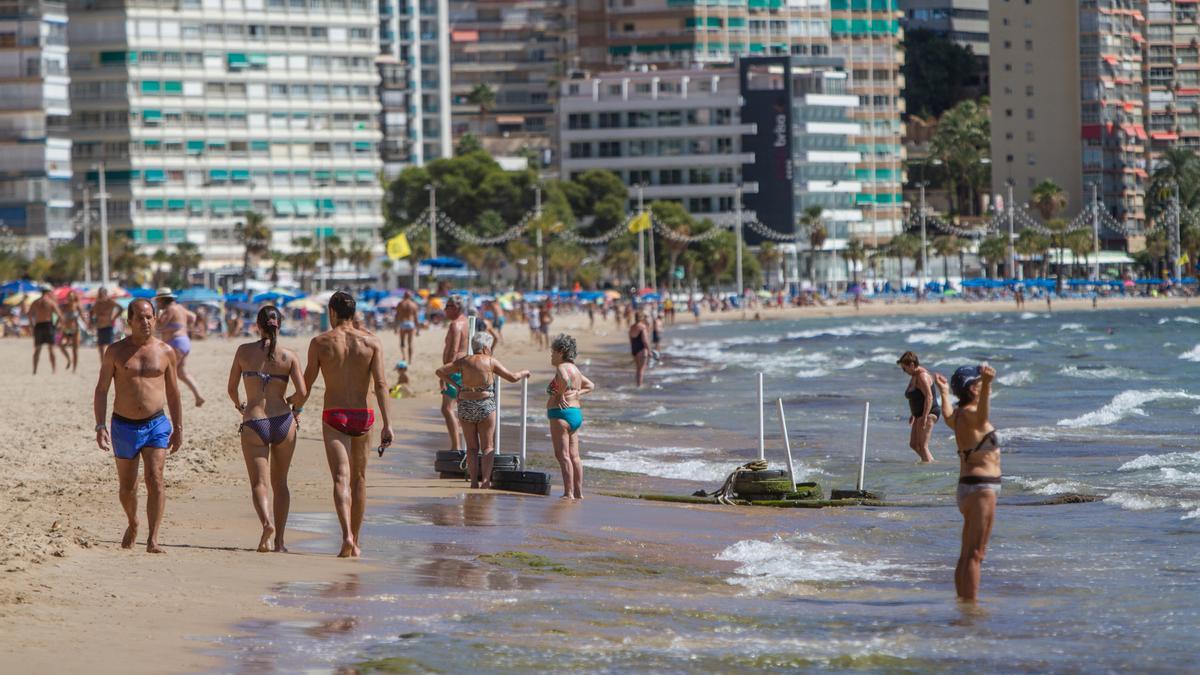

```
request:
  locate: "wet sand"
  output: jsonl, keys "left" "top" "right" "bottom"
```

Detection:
{"left": 0, "top": 294, "right": 1192, "bottom": 672}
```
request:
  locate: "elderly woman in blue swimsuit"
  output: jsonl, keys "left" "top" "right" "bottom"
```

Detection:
{"left": 226, "top": 305, "right": 307, "bottom": 552}
{"left": 935, "top": 362, "right": 1001, "bottom": 602}
{"left": 546, "top": 334, "right": 595, "bottom": 500}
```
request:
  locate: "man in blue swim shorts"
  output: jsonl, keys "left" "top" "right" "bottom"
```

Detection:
{"left": 94, "top": 298, "right": 184, "bottom": 553}
{"left": 393, "top": 291, "right": 420, "bottom": 364}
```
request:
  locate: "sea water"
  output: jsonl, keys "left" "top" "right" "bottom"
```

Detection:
{"left": 216, "top": 307, "right": 1200, "bottom": 672}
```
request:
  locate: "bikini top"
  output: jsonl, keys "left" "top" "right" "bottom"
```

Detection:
{"left": 547, "top": 371, "right": 578, "bottom": 396}
{"left": 244, "top": 370, "right": 288, "bottom": 384}
{"left": 953, "top": 414, "right": 1001, "bottom": 458}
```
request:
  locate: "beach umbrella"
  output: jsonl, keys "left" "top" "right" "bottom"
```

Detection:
{"left": 310, "top": 290, "right": 336, "bottom": 304}
{"left": 3, "top": 291, "right": 37, "bottom": 306}
{"left": 421, "top": 256, "right": 467, "bottom": 269}
{"left": 0, "top": 280, "right": 39, "bottom": 294}
{"left": 123, "top": 287, "right": 152, "bottom": 299}
{"left": 253, "top": 289, "right": 302, "bottom": 304}
{"left": 286, "top": 297, "right": 325, "bottom": 313}
{"left": 377, "top": 296, "right": 403, "bottom": 309}
{"left": 175, "top": 287, "right": 223, "bottom": 303}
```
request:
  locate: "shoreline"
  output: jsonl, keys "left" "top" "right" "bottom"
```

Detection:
{"left": 0, "top": 295, "right": 1193, "bottom": 672}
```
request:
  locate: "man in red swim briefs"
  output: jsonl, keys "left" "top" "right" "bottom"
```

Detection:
{"left": 297, "top": 291, "right": 393, "bottom": 557}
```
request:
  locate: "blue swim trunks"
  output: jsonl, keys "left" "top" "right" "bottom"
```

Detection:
{"left": 111, "top": 411, "right": 173, "bottom": 460}
{"left": 547, "top": 407, "right": 583, "bottom": 433}
{"left": 442, "top": 371, "right": 462, "bottom": 399}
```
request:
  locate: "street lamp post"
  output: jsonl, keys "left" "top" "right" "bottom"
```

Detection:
{"left": 535, "top": 184, "right": 544, "bottom": 291}
{"left": 735, "top": 183, "right": 743, "bottom": 302}
{"left": 97, "top": 162, "right": 110, "bottom": 287}
{"left": 1007, "top": 180, "right": 1016, "bottom": 281}
{"left": 637, "top": 184, "right": 645, "bottom": 291}
{"left": 918, "top": 182, "right": 928, "bottom": 299}
{"left": 81, "top": 185, "right": 92, "bottom": 283}
{"left": 1091, "top": 183, "right": 1101, "bottom": 282}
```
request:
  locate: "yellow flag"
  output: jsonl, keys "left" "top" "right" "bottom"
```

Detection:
{"left": 386, "top": 232, "right": 411, "bottom": 260}
{"left": 1179, "top": 252, "right": 1190, "bottom": 267}
{"left": 628, "top": 212, "right": 651, "bottom": 233}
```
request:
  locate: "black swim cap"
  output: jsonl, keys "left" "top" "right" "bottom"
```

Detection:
{"left": 950, "top": 365, "right": 982, "bottom": 401}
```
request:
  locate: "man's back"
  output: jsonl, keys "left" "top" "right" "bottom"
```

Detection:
{"left": 398, "top": 299, "right": 418, "bottom": 322}
{"left": 314, "top": 326, "right": 379, "bottom": 409}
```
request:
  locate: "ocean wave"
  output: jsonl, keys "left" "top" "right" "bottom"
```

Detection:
{"left": 1104, "top": 492, "right": 1177, "bottom": 511}
{"left": 1158, "top": 316, "right": 1200, "bottom": 325}
{"left": 1019, "top": 312, "right": 1042, "bottom": 320}
{"left": 1058, "top": 323, "right": 1086, "bottom": 332}
{"left": 581, "top": 447, "right": 794, "bottom": 483}
{"left": 784, "top": 319, "right": 927, "bottom": 342}
{"left": 1006, "top": 475, "right": 1090, "bottom": 495}
{"left": 997, "top": 369, "right": 1034, "bottom": 386}
{"left": 838, "top": 358, "right": 867, "bottom": 370}
{"left": 906, "top": 332, "right": 951, "bottom": 345}
{"left": 1118, "top": 451, "right": 1200, "bottom": 472}
{"left": 1056, "top": 389, "right": 1200, "bottom": 428}
{"left": 1179, "top": 345, "right": 1200, "bottom": 362}
{"left": 715, "top": 536, "right": 899, "bottom": 592}
{"left": 1056, "top": 365, "right": 1147, "bottom": 381}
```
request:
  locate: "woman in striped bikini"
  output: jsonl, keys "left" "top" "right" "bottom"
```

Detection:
{"left": 227, "top": 305, "right": 307, "bottom": 552}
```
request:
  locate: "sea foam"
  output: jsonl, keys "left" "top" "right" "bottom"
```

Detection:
{"left": 1056, "top": 389, "right": 1200, "bottom": 428}
{"left": 715, "top": 536, "right": 898, "bottom": 593}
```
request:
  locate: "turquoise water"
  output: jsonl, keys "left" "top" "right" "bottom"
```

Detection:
{"left": 216, "top": 306, "right": 1200, "bottom": 672}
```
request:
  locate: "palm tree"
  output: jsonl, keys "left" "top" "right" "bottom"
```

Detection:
{"left": 757, "top": 242, "right": 782, "bottom": 289}
{"left": 289, "top": 236, "right": 317, "bottom": 291}
{"left": 346, "top": 239, "right": 374, "bottom": 282}
{"left": 977, "top": 235, "right": 1008, "bottom": 279}
{"left": 1044, "top": 218, "right": 1083, "bottom": 293}
{"left": 843, "top": 238, "right": 867, "bottom": 286}
{"left": 1016, "top": 229, "right": 1050, "bottom": 280}
{"left": 268, "top": 250, "right": 287, "bottom": 284}
{"left": 321, "top": 234, "right": 344, "bottom": 287}
{"left": 1147, "top": 148, "right": 1200, "bottom": 222}
{"left": 505, "top": 239, "right": 534, "bottom": 288}
{"left": 170, "top": 242, "right": 202, "bottom": 287}
{"left": 889, "top": 233, "right": 921, "bottom": 286}
{"left": 152, "top": 249, "right": 170, "bottom": 287}
{"left": 799, "top": 205, "right": 825, "bottom": 289}
{"left": 1066, "top": 229, "right": 1093, "bottom": 280}
{"left": 466, "top": 83, "right": 496, "bottom": 142}
{"left": 603, "top": 247, "right": 638, "bottom": 286}
{"left": 929, "top": 99, "right": 991, "bottom": 215}
{"left": 234, "top": 211, "right": 271, "bottom": 295}
{"left": 931, "top": 234, "right": 963, "bottom": 286}
{"left": 1031, "top": 179, "right": 1068, "bottom": 222}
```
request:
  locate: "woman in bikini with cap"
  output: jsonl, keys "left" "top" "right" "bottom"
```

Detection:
{"left": 934, "top": 362, "right": 1000, "bottom": 601}
{"left": 227, "top": 305, "right": 307, "bottom": 552}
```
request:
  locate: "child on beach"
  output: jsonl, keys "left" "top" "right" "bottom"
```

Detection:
{"left": 390, "top": 360, "right": 413, "bottom": 399}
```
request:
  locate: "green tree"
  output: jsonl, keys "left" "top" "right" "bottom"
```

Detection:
{"left": 649, "top": 200, "right": 696, "bottom": 289}
{"left": 757, "top": 241, "right": 782, "bottom": 288}
{"left": 977, "top": 235, "right": 1008, "bottom": 279}
{"left": 170, "top": 242, "right": 202, "bottom": 287}
{"left": 1147, "top": 148, "right": 1200, "bottom": 223}
{"left": 346, "top": 238, "right": 374, "bottom": 281}
{"left": 1031, "top": 179, "right": 1068, "bottom": 221}
{"left": 454, "top": 132, "right": 484, "bottom": 156}
{"left": 799, "top": 205, "right": 825, "bottom": 289}
{"left": 1066, "top": 228, "right": 1094, "bottom": 279}
{"left": 466, "top": 83, "right": 496, "bottom": 140}
{"left": 152, "top": 249, "right": 170, "bottom": 287}
{"left": 901, "top": 29, "right": 982, "bottom": 118}
{"left": 928, "top": 99, "right": 990, "bottom": 215}
{"left": 889, "top": 233, "right": 921, "bottom": 284}
{"left": 843, "top": 238, "right": 867, "bottom": 285}
{"left": 931, "top": 234, "right": 964, "bottom": 285}
{"left": 1016, "top": 228, "right": 1050, "bottom": 279}
{"left": 234, "top": 211, "right": 271, "bottom": 295}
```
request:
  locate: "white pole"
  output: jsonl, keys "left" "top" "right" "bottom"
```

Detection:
{"left": 520, "top": 377, "right": 528, "bottom": 470}
{"left": 776, "top": 398, "right": 797, "bottom": 489}
{"left": 637, "top": 184, "right": 645, "bottom": 290}
{"left": 1091, "top": 183, "right": 1100, "bottom": 282}
{"left": 466, "top": 308, "right": 476, "bottom": 354}
{"left": 98, "top": 162, "right": 110, "bottom": 286}
{"left": 494, "top": 379, "right": 502, "bottom": 456}
{"left": 735, "top": 184, "right": 744, "bottom": 302}
{"left": 82, "top": 186, "right": 92, "bottom": 283}
{"left": 756, "top": 372, "right": 765, "bottom": 461}
{"left": 857, "top": 401, "right": 870, "bottom": 491}
{"left": 535, "top": 184, "right": 544, "bottom": 291}
{"left": 919, "top": 183, "right": 928, "bottom": 296}
{"left": 1007, "top": 181, "right": 1016, "bottom": 280}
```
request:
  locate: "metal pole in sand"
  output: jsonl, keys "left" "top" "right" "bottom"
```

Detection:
{"left": 757, "top": 372, "right": 765, "bottom": 461}
{"left": 777, "top": 398, "right": 797, "bottom": 489}
{"left": 857, "top": 401, "right": 870, "bottom": 492}
{"left": 520, "top": 377, "right": 528, "bottom": 470}
{"left": 493, "top": 379, "right": 502, "bottom": 456}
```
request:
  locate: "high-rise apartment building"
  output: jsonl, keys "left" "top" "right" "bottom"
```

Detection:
{"left": 68, "top": 0, "right": 385, "bottom": 263}
{"left": 571, "top": 0, "right": 904, "bottom": 242}
{"left": 1147, "top": 2, "right": 1200, "bottom": 158}
{"left": 989, "top": 0, "right": 1144, "bottom": 229}
{"left": 377, "top": 0, "right": 451, "bottom": 174}
{"left": 0, "top": 0, "right": 72, "bottom": 247}
{"left": 447, "top": 0, "right": 567, "bottom": 167}
{"left": 899, "top": 0, "right": 988, "bottom": 56}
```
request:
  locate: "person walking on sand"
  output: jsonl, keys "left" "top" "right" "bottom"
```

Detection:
{"left": 296, "top": 291, "right": 393, "bottom": 557}
{"left": 227, "top": 305, "right": 307, "bottom": 553}
{"left": 155, "top": 289, "right": 205, "bottom": 407}
{"left": 59, "top": 290, "right": 85, "bottom": 373}
{"left": 91, "top": 286, "right": 122, "bottom": 360}
{"left": 435, "top": 332, "right": 529, "bottom": 489}
{"left": 394, "top": 291, "right": 419, "bottom": 364}
{"left": 546, "top": 334, "right": 594, "bottom": 500}
{"left": 28, "top": 286, "right": 61, "bottom": 374}
{"left": 628, "top": 312, "right": 651, "bottom": 387}
{"left": 934, "top": 363, "right": 1001, "bottom": 601}
{"left": 898, "top": 350, "right": 938, "bottom": 462}
{"left": 93, "top": 298, "right": 183, "bottom": 553}
{"left": 439, "top": 296, "right": 468, "bottom": 454}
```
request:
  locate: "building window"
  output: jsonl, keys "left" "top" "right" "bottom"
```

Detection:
{"left": 659, "top": 169, "right": 682, "bottom": 185}
{"left": 598, "top": 141, "right": 621, "bottom": 157}
{"left": 1026, "top": 108, "right": 1034, "bottom": 120}
{"left": 568, "top": 113, "right": 591, "bottom": 130}
{"left": 569, "top": 142, "right": 592, "bottom": 158}
{"left": 598, "top": 112, "right": 621, "bottom": 128}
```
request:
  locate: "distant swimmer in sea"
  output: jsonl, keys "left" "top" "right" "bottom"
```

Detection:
{"left": 897, "top": 350, "right": 938, "bottom": 462}
{"left": 546, "top": 334, "right": 594, "bottom": 500}
{"left": 628, "top": 312, "right": 651, "bottom": 388}
{"left": 934, "top": 362, "right": 1000, "bottom": 602}
{"left": 227, "top": 305, "right": 307, "bottom": 553}
{"left": 435, "top": 332, "right": 529, "bottom": 490}
{"left": 93, "top": 298, "right": 183, "bottom": 553}
{"left": 297, "top": 291, "right": 393, "bottom": 557}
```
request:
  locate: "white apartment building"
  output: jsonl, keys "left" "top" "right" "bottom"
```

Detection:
{"left": 557, "top": 67, "right": 754, "bottom": 217}
{"left": 0, "top": 0, "right": 72, "bottom": 248}
{"left": 377, "top": 0, "right": 451, "bottom": 174}
{"left": 68, "top": 0, "right": 384, "bottom": 264}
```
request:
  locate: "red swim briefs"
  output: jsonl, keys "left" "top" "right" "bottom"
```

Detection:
{"left": 322, "top": 408, "right": 375, "bottom": 437}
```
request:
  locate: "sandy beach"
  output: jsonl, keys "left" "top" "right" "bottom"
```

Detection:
{"left": 0, "top": 294, "right": 1194, "bottom": 672}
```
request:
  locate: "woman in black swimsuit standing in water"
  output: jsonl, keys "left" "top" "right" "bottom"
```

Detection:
{"left": 935, "top": 362, "right": 1001, "bottom": 602}
{"left": 628, "top": 312, "right": 651, "bottom": 388}
{"left": 897, "top": 350, "right": 938, "bottom": 462}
